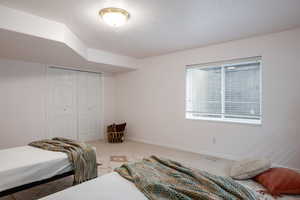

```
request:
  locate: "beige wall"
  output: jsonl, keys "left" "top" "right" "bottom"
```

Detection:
{"left": 115, "top": 28, "right": 300, "bottom": 169}
{"left": 0, "top": 59, "right": 114, "bottom": 149}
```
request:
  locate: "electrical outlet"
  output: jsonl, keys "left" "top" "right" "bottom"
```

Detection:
{"left": 212, "top": 137, "right": 216, "bottom": 144}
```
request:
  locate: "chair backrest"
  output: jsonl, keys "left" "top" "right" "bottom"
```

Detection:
{"left": 107, "top": 123, "right": 116, "bottom": 132}
{"left": 115, "top": 123, "right": 126, "bottom": 132}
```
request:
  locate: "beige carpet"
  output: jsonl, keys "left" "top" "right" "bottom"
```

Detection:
{"left": 1, "top": 140, "right": 298, "bottom": 200}
{"left": 0, "top": 140, "right": 231, "bottom": 200}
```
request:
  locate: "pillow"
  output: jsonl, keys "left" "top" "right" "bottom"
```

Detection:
{"left": 230, "top": 158, "right": 271, "bottom": 180}
{"left": 254, "top": 168, "right": 300, "bottom": 196}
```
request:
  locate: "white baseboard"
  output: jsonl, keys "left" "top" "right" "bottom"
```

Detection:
{"left": 82, "top": 134, "right": 102, "bottom": 142}
{"left": 127, "top": 137, "right": 300, "bottom": 173}
{"left": 127, "top": 137, "right": 239, "bottom": 161}
{"left": 272, "top": 164, "right": 300, "bottom": 173}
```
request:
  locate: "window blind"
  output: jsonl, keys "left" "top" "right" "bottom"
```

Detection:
{"left": 186, "top": 57, "right": 261, "bottom": 124}
{"left": 186, "top": 66, "right": 222, "bottom": 118}
{"left": 224, "top": 63, "right": 260, "bottom": 119}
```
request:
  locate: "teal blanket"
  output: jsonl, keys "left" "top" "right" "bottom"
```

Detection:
{"left": 115, "top": 156, "right": 257, "bottom": 200}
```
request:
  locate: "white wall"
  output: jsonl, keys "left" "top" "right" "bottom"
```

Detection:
{"left": 115, "top": 28, "right": 300, "bottom": 169}
{"left": 0, "top": 60, "right": 47, "bottom": 149}
{"left": 0, "top": 59, "right": 114, "bottom": 149}
{"left": 1, "top": 28, "right": 299, "bottom": 169}
{"left": 102, "top": 75, "right": 116, "bottom": 134}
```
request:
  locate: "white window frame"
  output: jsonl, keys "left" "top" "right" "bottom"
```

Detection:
{"left": 185, "top": 57, "right": 262, "bottom": 125}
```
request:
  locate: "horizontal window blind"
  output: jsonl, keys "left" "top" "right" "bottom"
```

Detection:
{"left": 186, "top": 57, "right": 261, "bottom": 124}
{"left": 225, "top": 63, "right": 260, "bottom": 119}
{"left": 186, "top": 66, "right": 222, "bottom": 118}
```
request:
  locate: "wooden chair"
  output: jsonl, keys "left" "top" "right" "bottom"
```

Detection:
{"left": 107, "top": 123, "right": 126, "bottom": 143}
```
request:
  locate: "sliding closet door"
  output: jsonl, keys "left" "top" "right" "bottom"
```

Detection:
{"left": 47, "top": 68, "right": 78, "bottom": 140}
{"left": 77, "top": 72, "right": 102, "bottom": 141}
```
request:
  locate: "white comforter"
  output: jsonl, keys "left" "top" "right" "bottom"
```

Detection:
{"left": 0, "top": 146, "right": 72, "bottom": 192}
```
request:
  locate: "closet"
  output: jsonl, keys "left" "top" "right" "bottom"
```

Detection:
{"left": 47, "top": 67, "right": 102, "bottom": 141}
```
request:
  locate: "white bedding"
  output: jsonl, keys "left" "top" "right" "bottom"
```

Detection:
{"left": 40, "top": 172, "right": 147, "bottom": 200}
{"left": 0, "top": 146, "right": 72, "bottom": 192}
{"left": 40, "top": 172, "right": 299, "bottom": 200}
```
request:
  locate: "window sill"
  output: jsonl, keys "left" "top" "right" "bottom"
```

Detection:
{"left": 186, "top": 115, "right": 261, "bottom": 125}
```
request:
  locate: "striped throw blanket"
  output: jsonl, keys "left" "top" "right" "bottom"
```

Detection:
{"left": 29, "top": 137, "right": 97, "bottom": 184}
{"left": 115, "top": 156, "right": 257, "bottom": 200}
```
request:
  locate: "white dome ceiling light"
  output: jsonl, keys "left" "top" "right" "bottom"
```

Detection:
{"left": 99, "top": 7, "right": 130, "bottom": 27}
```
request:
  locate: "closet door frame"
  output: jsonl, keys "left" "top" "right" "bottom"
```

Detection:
{"left": 46, "top": 66, "right": 103, "bottom": 141}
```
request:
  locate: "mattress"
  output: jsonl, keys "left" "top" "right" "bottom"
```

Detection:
{"left": 0, "top": 146, "right": 72, "bottom": 192}
{"left": 40, "top": 172, "right": 147, "bottom": 200}
{"left": 40, "top": 172, "right": 299, "bottom": 200}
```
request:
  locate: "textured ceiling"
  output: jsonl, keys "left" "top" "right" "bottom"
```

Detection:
{"left": 1, "top": 0, "right": 300, "bottom": 58}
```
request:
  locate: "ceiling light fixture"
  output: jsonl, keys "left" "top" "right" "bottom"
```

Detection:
{"left": 99, "top": 7, "right": 129, "bottom": 27}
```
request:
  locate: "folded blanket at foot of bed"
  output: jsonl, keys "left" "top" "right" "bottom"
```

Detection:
{"left": 29, "top": 137, "right": 97, "bottom": 184}
{"left": 115, "top": 155, "right": 257, "bottom": 200}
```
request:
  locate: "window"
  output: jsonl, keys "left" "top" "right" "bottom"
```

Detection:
{"left": 186, "top": 57, "right": 261, "bottom": 124}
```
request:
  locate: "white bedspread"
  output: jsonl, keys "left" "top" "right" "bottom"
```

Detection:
{"left": 40, "top": 172, "right": 147, "bottom": 200}
{"left": 0, "top": 146, "right": 72, "bottom": 192}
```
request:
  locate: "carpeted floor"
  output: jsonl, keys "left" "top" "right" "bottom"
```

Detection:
{"left": 2, "top": 140, "right": 298, "bottom": 200}
{"left": 1, "top": 140, "right": 232, "bottom": 200}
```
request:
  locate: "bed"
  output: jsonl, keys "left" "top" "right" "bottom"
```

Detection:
{"left": 40, "top": 172, "right": 147, "bottom": 200}
{"left": 40, "top": 171, "right": 299, "bottom": 200}
{"left": 39, "top": 159, "right": 299, "bottom": 200}
{"left": 39, "top": 171, "right": 299, "bottom": 200}
{"left": 0, "top": 145, "right": 74, "bottom": 197}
